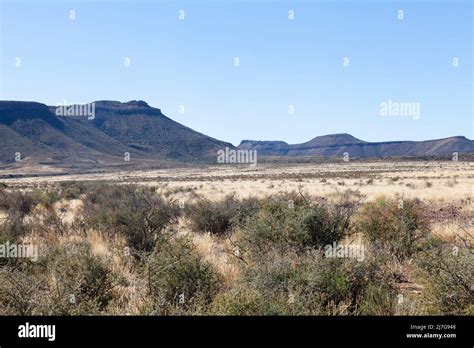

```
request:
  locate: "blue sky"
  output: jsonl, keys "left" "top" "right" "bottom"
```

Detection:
{"left": 1, "top": 0, "right": 472, "bottom": 145}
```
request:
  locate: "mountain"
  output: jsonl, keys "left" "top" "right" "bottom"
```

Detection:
{"left": 1, "top": 100, "right": 473, "bottom": 172}
{"left": 0, "top": 100, "right": 234, "bottom": 169}
{"left": 81, "top": 100, "right": 231, "bottom": 160}
{"left": 238, "top": 133, "right": 474, "bottom": 157}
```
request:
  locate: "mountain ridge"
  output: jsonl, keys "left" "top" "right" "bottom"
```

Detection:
{"left": 1, "top": 100, "right": 473, "bottom": 170}
{"left": 238, "top": 134, "right": 474, "bottom": 157}
{"left": 0, "top": 100, "right": 234, "bottom": 169}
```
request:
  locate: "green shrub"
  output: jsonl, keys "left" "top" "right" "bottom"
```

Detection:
{"left": 0, "top": 241, "right": 115, "bottom": 315}
{"left": 0, "top": 190, "right": 42, "bottom": 245}
{"left": 62, "top": 186, "right": 83, "bottom": 200}
{"left": 83, "top": 185, "right": 180, "bottom": 251}
{"left": 39, "top": 209, "right": 67, "bottom": 235}
{"left": 214, "top": 250, "right": 396, "bottom": 315}
{"left": 210, "top": 286, "right": 295, "bottom": 315}
{"left": 58, "top": 181, "right": 89, "bottom": 200}
{"left": 38, "top": 190, "right": 61, "bottom": 210}
{"left": 144, "top": 235, "right": 222, "bottom": 314}
{"left": 209, "top": 288, "right": 264, "bottom": 315}
{"left": 237, "top": 193, "right": 359, "bottom": 257}
{"left": 416, "top": 242, "right": 473, "bottom": 314}
{"left": 186, "top": 195, "right": 260, "bottom": 234}
{"left": 43, "top": 241, "right": 115, "bottom": 314}
{"left": 358, "top": 197, "right": 429, "bottom": 261}
{"left": 0, "top": 267, "right": 46, "bottom": 315}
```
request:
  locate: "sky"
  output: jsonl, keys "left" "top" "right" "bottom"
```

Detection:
{"left": 0, "top": 0, "right": 472, "bottom": 146}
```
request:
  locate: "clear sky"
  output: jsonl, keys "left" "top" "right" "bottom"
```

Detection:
{"left": 0, "top": 0, "right": 472, "bottom": 145}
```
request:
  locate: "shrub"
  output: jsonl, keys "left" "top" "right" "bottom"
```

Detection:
{"left": 0, "top": 267, "right": 47, "bottom": 315}
{"left": 209, "top": 288, "right": 264, "bottom": 315}
{"left": 358, "top": 197, "right": 429, "bottom": 261}
{"left": 0, "top": 241, "right": 115, "bottom": 315}
{"left": 39, "top": 209, "right": 67, "bottom": 236}
{"left": 213, "top": 250, "right": 396, "bottom": 315}
{"left": 0, "top": 215, "right": 31, "bottom": 244}
{"left": 83, "top": 185, "right": 180, "bottom": 251}
{"left": 0, "top": 190, "right": 41, "bottom": 218}
{"left": 42, "top": 241, "right": 115, "bottom": 314}
{"left": 37, "top": 190, "right": 61, "bottom": 210}
{"left": 416, "top": 242, "right": 473, "bottom": 314}
{"left": 237, "top": 192, "right": 359, "bottom": 257}
{"left": 304, "top": 203, "right": 353, "bottom": 249}
{"left": 0, "top": 190, "right": 42, "bottom": 244}
{"left": 144, "top": 235, "right": 222, "bottom": 314}
{"left": 62, "top": 186, "right": 83, "bottom": 200}
{"left": 58, "top": 181, "right": 89, "bottom": 200}
{"left": 186, "top": 195, "right": 260, "bottom": 235}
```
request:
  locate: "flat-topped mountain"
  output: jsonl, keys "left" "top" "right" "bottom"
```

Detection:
{"left": 238, "top": 134, "right": 474, "bottom": 157}
{"left": 0, "top": 100, "right": 233, "bottom": 168}
{"left": 1, "top": 100, "right": 473, "bottom": 171}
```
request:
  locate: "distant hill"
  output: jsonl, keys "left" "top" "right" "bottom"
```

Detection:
{"left": 0, "top": 100, "right": 234, "bottom": 169}
{"left": 238, "top": 133, "right": 474, "bottom": 157}
{"left": 1, "top": 100, "right": 473, "bottom": 172}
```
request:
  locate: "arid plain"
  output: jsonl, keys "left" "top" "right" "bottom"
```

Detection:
{"left": 0, "top": 159, "right": 472, "bottom": 315}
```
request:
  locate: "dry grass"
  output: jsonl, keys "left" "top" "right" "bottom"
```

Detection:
{"left": 183, "top": 231, "right": 240, "bottom": 285}
{"left": 431, "top": 222, "right": 473, "bottom": 243}
{"left": 0, "top": 160, "right": 472, "bottom": 315}
{"left": 3, "top": 161, "right": 473, "bottom": 203}
{"left": 52, "top": 199, "right": 83, "bottom": 224}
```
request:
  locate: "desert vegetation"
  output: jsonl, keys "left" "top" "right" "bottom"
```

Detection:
{"left": 0, "top": 178, "right": 472, "bottom": 316}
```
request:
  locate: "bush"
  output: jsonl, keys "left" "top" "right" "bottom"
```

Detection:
{"left": 0, "top": 190, "right": 41, "bottom": 218}
{"left": 416, "top": 242, "right": 473, "bottom": 314}
{"left": 237, "top": 192, "right": 359, "bottom": 257}
{"left": 0, "top": 241, "right": 116, "bottom": 315}
{"left": 358, "top": 197, "right": 429, "bottom": 261}
{"left": 37, "top": 190, "right": 61, "bottom": 210}
{"left": 0, "top": 267, "right": 46, "bottom": 315}
{"left": 209, "top": 288, "right": 264, "bottom": 315}
{"left": 186, "top": 195, "right": 260, "bottom": 235}
{"left": 211, "top": 250, "right": 396, "bottom": 315}
{"left": 83, "top": 185, "right": 180, "bottom": 251}
{"left": 58, "top": 181, "right": 89, "bottom": 200}
{"left": 144, "top": 235, "right": 222, "bottom": 314}
{"left": 44, "top": 241, "right": 115, "bottom": 314}
{"left": 0, "top": 190, "right": 44, "bottom": 245}
{"left": 2, "top": 183, "right": 468, "bottom": 316}
{"left": 0, "top": 215, "right": 31, "bottom": 245}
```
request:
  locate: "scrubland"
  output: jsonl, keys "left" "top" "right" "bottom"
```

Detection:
{"left": 0, "top": 161, "right": 472, "bottom": 315}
